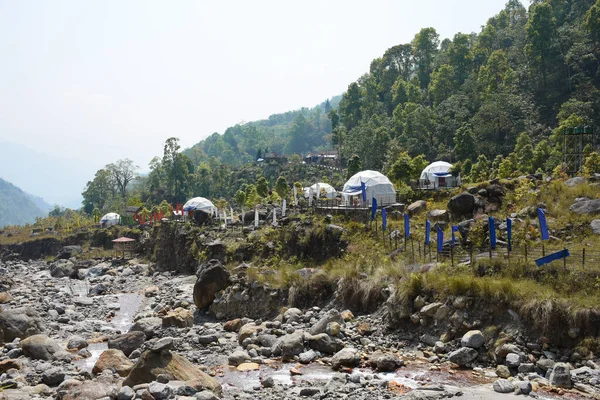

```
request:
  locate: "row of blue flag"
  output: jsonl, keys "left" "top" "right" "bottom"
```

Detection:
{"left": 371, "top": 197, "right": 550, "bottom": 253}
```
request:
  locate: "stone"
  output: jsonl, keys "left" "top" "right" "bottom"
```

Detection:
{"left": 341, "top": 310, "right": 354, "bottom": 321}
{"left": 307, "top": 333, "right": 343, "bottom": 355}
{"left": 495, "top": 365, "right": 511, "bottom": 378}
{"left": 549, "top": 362, "right": 572, "bottom": 388}
{"left": 162, "top": 308, "right": 194, "bottom": 328}
{"left": 56, "top": 245, "right": 82, "bottom": 260}
{"left": 279, "top": 331, "right": 305, "bottom": 361}
{"left": 228, "top": 350, "right": 250, "bottom": 366}
{"left": 447, "top": 192, "right": 477, "bottom": 218}
{"left": 407, "top": 200, "right": 427, "bottom": 216}
{"left": 108, "top": 331, "right": 146, "bottom": 357}
{"left": 427, "top": 209, "right": 449, "bottom": 222}
{"left": 461, "top": 330, "right": 485, "bottom": 349}
{"left": 129, "top": 317, "right": 162, "bottom": 339}
{"left": 193, "top": 260, "right": 230, "bottom": 310}
{"left": 325, "top": 322, "right": 341, "bottom": 336}
{"left": 61, "top": 373, "right": 121, "bottom": 400}
{"left": 148, "top": 337, "right": 174, "bottom": 353}
{"left": 283, "top": 308, "right": 303, "bottom": 323}
{"left": 93, "top": 349, "right": 134, "bottom": 377}
{"left": 50, "top": 259, "right": 76, "bottom": 278}
{"left": 591, "top": 220, "right": 600, "bottom": 235}
{"left": 299, "top": 387, "right": 320, "bottom": 396}
{"left": 0, "top": 307, "right": 44, "bottom": 341}
{"left": 223, "top": 318, "right": 242, "bottom": 332}
{"left": 565, "top": 177, "right": 586, "bottom": 187}
{"left": 375, "top": 354, "right": 403, "bottom": 372}
{"left": 197, "top": 335, "right": 218, "bottom": 345}
{"left": 519, "top": 381, "right": 532, "bottom": 395}
{"left": 118, "top": 386, "right": 136, "bottom": 400}
{"left": 195, "top": 390, "right": 219, "bottom": 400}
{"left": 42, "top": 366, "right": 65, "bottom": 385}
{"left": 20, "top": 334, "right": 70, "bottom": 361}
{"left": 536, "top": 358, "right": 555, "bottom": 372}
{"left": 299, "top": 350, "right": 318, "bottom": 364}
{"left": 148, "top": 381, "right": 172, "bottom": 400}
{"left": 433, "top": 305, "right": 451, "bottom": 321}
{"left": 331, "top": 348, "right": 359, "bottom": 370}
{"left": 505, "top": 353, "right": 521, "bottom": 368}
{"left": 570, "top": 199, "right": 600, "bottom": 215}
{"left": 309, "top": 309, "right": 344, "bottom": 335}
{"left": 0, "top": 292, "right": 12, "bottom": 304}
{"left": 67, "top": 336, "right": 88, "bottom": 350}
{"left": 518, "top": 363, "right": 535, "bottom": 374}
{"left": 493, "top": 379, "right": 515, "bottom": 393}
{"left": 123, "top": 350, "right": 221, "bottom": 396}
{"left": 413, "top": 296, "right": 426, "bottom": 309}
{"left": 448, "top": 347, "right": 478, "bottom": 366}
{"left": 0, "top": 359, "right": 21, "bottom": 374}
{"left": 261, "top": 376, "right": 275, "bottom": 388}
{"left": 420, "top": 302, "right": 442, "bottom": 317}
{"left": 238, "top": 323, "right": 265, "bottom": 344}
{"left": 236, "top": 362, "right": 260, "bottom": 371}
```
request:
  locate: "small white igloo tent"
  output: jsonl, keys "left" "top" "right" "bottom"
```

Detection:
{"left": 100, "top": 212, "right": 120, "bottom": 227}
{"left": 183, "top": 197, "right": 217, "bottom": 215}
{"left": 304, "top": 183, "right": 337, "bottom": 199}
{"left": 419, "top": 161, "right": 460, "bottom": 189}
{"left": 342, "top": 170, "right": 396, "bottom": 206}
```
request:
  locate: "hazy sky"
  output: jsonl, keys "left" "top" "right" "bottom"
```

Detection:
{"left": 0, "top": 0, "right": 522, "bottom": 173}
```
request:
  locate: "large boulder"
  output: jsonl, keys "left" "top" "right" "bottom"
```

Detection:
{"left": 549, "top": 362, "right": 572, "bottom": 388}
{"left": 50, "top": 259, "right": 77, "bottom": 278}
{"left": 493, "top": 379, "right": 515, "bottom": 394}
{"left": 565, "top": 177, "right": 586, "bottom": 187}
{"left": 447, "top": 192, "right": 477, "bottom": 218}
{"left": 108, "top": 331, "right": 146, "bottom": 357}
{"left": 129, "top": 317, "right": 162, "bottom": 339}
{"left": 193, "top": 260, "right": 230, "bottom": 310}
{"left": 309, "top": 309, "right": 344, "bottom": 335}
{"left": 92, "top": 349, "right": 134, "bottom": 377}
{"left": 0, "top": 307, "right": 44, "bottom": 342}
{"left": 278, "top": 331, "right": 305, "bottom": 361}
{"left": 570, "top": 199, "right": 600, "bottom": 215}
{"left": 60, "top": 372, "right": 121, "bottom": 400}
{"left": 162, "top": 308, "right": 193, "bottom": 328}
{"left": 307, "top": 333, "right": 343, "bottom": 355}
{"left": 56, "top": 245, "right": 82, "bottom": 260}
{"left": 448, "top": 347, "right": 478, "bottom": 366}
{"left": 122, "top": 350, "right": 221, "bottom": 396}
{"left": 331, "top": 348, "right": 359, "bottom": 370}
{"left": 238, "top": 323, "right": 266, "bottom": 344}
{"left": 461, "top": 330, "right": 485, "bottom": 349}
{"left": 20, "top": 334, "right": 70, "bottom": 361}
{"left": 407, "top": 200, "right": 427, "bottom": 216}
{"left": 426, "top": 209, "right": 449, "bottom": 222}
{"left": 591, "top": 220, "right": 600, "bottom": 235}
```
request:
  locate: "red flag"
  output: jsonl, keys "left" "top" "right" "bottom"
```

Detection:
{"left": 133, "top": 213, "right": 138, "bottom": 222}
{"left": 153, "top": 212, "right": 157, "bottom": 222}
{"left": 169, "top": 204, "right": 173, "bottom": 214}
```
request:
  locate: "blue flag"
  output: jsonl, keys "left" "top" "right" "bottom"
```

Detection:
{"left": 382, "top": 208, "right": 387, "bottom": 231}
{"left": 425, "top": 220, "right": 431, "bottom": 245}
{"left": 451, "top": 225, "right": 459, "bottom": 245}
{"left": 404, "top": 214, "right": 410, "bottom": 238}
{"left": 535, "top": 249, "right": 570, "bottom": 267}
{"left": 371, "top": 197, "right": 377, "bottom": 221}
{"left": 361, "top": 181, "right": 367, "bottom": 203}
{"left": 437, "top": 226, "right": 444, "bottom": 253}
{"left": 489, "top": 216, "right": 496, "bottom": 249}
{"left": 506, "top": 218, "right": 512, "bottom": 251}
{"left": 537, "top": 208, "right": 549, "bottom": 241}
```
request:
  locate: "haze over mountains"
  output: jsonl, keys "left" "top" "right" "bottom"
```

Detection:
{"left": 0, "top": 177, "right": 51, "bottom": 228}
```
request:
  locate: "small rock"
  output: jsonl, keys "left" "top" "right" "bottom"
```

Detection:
{"left": 461, "top": 330, "right": 485, "bottom": 349}
{"left": 493, "top": 379, "right": 515, "bottom": 393}
{"left": 549, "top": 362, "right": 572, "bottom": 388}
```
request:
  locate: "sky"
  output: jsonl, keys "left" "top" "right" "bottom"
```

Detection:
{"left": 0, "top": 0, "right": 522, "bottom": 204}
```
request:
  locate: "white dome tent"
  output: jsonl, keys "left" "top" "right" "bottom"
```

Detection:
{"left": 342, "top": 170, "right": 396, "bottom": 207}
{"left": 100, "top": 212, "right": 120, "bottom": 227}
{"left": 419, "top": 161, "right": 461, "bottom": 189}
{"left": 183, "top": 197, "right": 217, "bottom": 215}
{"left": 304, "top": 183, "right": 336, "bottom": 199}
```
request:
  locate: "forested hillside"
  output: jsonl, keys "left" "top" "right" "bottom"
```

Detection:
{"left": 333, "top": 0, "right": 600, "bottom": 183}
{"left": 184, "top": 97, "right": 341, "bottom": 166}
{"left": 0, "top": 178, "right": 49, "bottom": 228}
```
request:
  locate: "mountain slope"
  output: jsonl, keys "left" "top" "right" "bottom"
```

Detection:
{"left": 0, "top": 178, "right": 48, "bottom": 228}
{"left": 184, "top": 96, "right": 341, "bottom": 166}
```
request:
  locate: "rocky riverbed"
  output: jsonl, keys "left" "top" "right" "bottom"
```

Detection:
{"left": 0, "top": 256, "right": 597, "bottom": 400}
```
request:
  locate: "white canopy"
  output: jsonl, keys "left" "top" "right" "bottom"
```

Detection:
{"left": 342, "top": 170, "right": 396, "bottom": 206}
{"left": 304, "top": 183, "right": 336, "bottom": 199}
{"left": 183, "top": 197, "right": 217, "bottom": 214}
{"left": 100, "top": 212, "right": 120, "bottom": 227}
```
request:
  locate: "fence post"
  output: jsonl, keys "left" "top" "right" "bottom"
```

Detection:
{"left": 583, "top": 248, "right": 586, "bottom": 269}
{"left": 564, "top": 247, "right": 567, "bottom": 270}
{"left": 525, "top": 244, "right": 528, "bottom": 263}
{"left": 451, "top": 245, "right": 454, "bottom": 267}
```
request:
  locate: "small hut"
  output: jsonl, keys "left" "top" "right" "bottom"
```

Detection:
{"left": 112, "top": 237, "right": 136, "bottom": 259}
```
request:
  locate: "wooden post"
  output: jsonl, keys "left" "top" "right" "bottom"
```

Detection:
{"left": 469, "top": 245, "right": 473, "bottom": 266}
{"left": 451, "top": 244, "right": 454, "bottom": 267}
{"left": 411, "top": 237, "right": 415, "bottom": 261}
{"left": 564, "top": 247, "right": 567, "bottom": 270}
{"left": 542, "top": 243, "right": 545, "bottom": 257}
{"left": 429, "top": 244, "right": 432, "bottom": 261}
{"left": 583, "top": 248, "right": 586, "bottom": 269}
{"left": 418, "top": 241, "right": 421, "bottom": 259}
{"left": 525, "top": 244, "right": 528, "bottom": 263}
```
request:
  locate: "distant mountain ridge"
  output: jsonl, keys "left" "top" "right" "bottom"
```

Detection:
{"left": 0, "top": 177, "right": 50, "bottom": 228}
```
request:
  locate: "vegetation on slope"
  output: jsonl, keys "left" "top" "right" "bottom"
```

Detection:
{"left": 0, "top": 178, "right": 48, "bottom": 228}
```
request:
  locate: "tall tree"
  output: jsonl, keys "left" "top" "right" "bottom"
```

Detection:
{"left": 412, "top": 27, "right": 440, "bottom": 88}
{"left": 106, "top": 159, "right": 138, "bottom": 199}
{"left": 526, "top": 2, "right": 557, "bottom": 86}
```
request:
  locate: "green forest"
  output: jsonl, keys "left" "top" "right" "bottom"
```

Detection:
{"left": 0, "top": 178, "right": 48, "bottom": 228}
{"left": 82, "top": 0, "right": 600, "bottom": 213}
